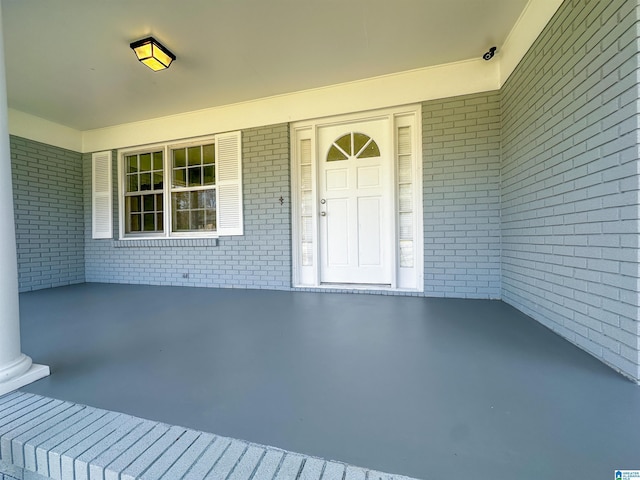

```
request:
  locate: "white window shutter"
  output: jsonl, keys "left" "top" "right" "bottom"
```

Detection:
{"left": 215, "top": 131, "right": 243, "bottom": 236}
{"left": 92, "top": 151, "right": 113, "bottom": 239}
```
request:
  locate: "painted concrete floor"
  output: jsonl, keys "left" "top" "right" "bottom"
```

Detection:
{"left": 16, "top": 283, "right": 640, "bottom": 480}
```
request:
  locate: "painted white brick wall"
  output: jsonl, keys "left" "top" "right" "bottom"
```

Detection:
{"left": 10, "top": 136, "right": 85, "bottom": 292}
{"left": 501, "top": 0, "right": 640, "bottom": 381}
{"left": 83, "top": 125, "right": 292, "bottom": 290}
{"left": 422, "top": 92, "right": 502, "bottom": 298}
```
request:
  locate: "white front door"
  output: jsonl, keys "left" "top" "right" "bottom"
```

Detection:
{"left": 318, "top": 118, "right": 392, "bottom": 285}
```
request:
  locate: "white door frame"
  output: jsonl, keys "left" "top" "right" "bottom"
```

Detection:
{"left": 291, "top": 105, "right": 423, "bottom": 292}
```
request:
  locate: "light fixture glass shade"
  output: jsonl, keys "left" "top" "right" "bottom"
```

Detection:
{"left": 130, "top": 37, "right": 176, "bottom": 71}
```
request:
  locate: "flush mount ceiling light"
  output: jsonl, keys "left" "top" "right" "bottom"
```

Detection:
{"left": 130, "top": 37, "right": 176, "bottom": 71}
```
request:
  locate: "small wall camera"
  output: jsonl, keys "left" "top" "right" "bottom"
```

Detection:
{"left": 483, "top": 47, "right": 497, "bottom": 61}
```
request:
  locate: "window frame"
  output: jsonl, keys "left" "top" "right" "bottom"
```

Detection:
{"left": 122, "top": 149, "right": 165, "bottom": 236}
{"left": 117, "top": 134, "right": 228, "bottom": 240}
{"left": 167, "top": 136, "right": 218, "bottom": 237}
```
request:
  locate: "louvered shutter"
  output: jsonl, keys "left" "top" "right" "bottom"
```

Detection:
{"left": 92, "top": 151, "right": 113, "bottom": 239}
{"left": 215, "top": 131, "right": 243, "bottom": 236}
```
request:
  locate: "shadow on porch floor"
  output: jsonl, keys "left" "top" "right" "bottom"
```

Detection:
{"left": 16, "top": 283, "right": 640, "bottom": 479}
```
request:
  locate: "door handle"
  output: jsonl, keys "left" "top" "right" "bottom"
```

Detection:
{"left": 320, "top": 211, "right": 326, "bottom": 216}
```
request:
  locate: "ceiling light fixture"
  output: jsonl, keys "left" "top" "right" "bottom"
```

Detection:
{"left": 130, "top": 37, "right": 176, "bottom": 71}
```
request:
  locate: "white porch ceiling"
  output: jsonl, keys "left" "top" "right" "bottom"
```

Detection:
{"left": 3, "top": 0, "right": 529, "bottom": 131}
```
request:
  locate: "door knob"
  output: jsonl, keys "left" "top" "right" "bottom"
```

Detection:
{"left": 320, "top": 211, "right": 326, "bottom": 216}
{"left": 320, "top": 199, "right": 326, "bottom": 204}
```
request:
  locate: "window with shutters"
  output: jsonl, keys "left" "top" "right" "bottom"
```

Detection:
{"left": 115, "top": 131, "right": 243, "bottom": 239}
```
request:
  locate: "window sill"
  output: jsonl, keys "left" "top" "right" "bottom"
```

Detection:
{"left": 113, "top": 238, "right": 219, "bottom": 248}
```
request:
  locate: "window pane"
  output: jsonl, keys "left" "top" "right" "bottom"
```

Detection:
{"left": 143, "top": 195, "right": 155, "bottom": 211}
{"left": 301, "top": 165, "right": 312, "bottom": 189}
{"left": 302, "top": 243, "right": 313, "bottom": 266}
{"left": 301, "top": 191, "right": 312, "bottom": 215}
{"left": 203, "top": 144, "right": 215, "bottom": 165}
{"left": 173, "top": 149, "right": 186, "bottom": 168}
{"left": 128, "top": 174, "right": 138, "bottom": 192}
{"left": 205, "top": 209, "right": 216, "bottom": 230}
{"left": 153, "top": 152, "right": 163, "bottom": 170}
{"left": 156, "top": 194, "right": 163, "bottom": 211}
{"left": 174, "top": 211, "right": 189, "bottom": 231}
{"left": 140, "top": 153, "right": 151, "bottom": 172}
{"left": 335, "top": 134, "right": 351, "bottom": 156}
{"left": 398, "top": 126, "right": 411, "bottom": 155}
{"left": 157, "top": 213, "right": 163, "bottom": 230}
{"left": 327, "top": 145, "right": 347, "bottom": 162}
{"left": 399, "top": 240, "right": 414, "bottom": 268}
{"left": 353, "top": 133, "right": 369, "bottom": 156}
{"left": 173, "top": 168, "right": 186, "bottom": 187}
{"left": 399, "top": 184, "right": 412, "bottom": 212}
{"left": 398, "top": 156, "right": 412, "bottom": 183}
{"left": 358, "top": 140, "right": 380, "bottom": 158}
{"left": 191, "top": 210, "right": 204, "bottom": 230}
{"left": 188, "top": 167, "right": 201, "bottom": 186}
{"left": 203, "top": 165, "right": 215, "bottom": 186}
{"left": 174, "top": 191, "right": 189, "bottom": 210}
{"left": 203, "top": 189, "right": 215, "bottom": 209}
{"left": 143, "top": 213, "right": 155, "bottom": 231}
{"left": 302, "top": 216, "right": 313, "bottom": 242}
{"left": 127, "top": 156, "right": 138, "bottom": 173}
{"left": 153, "top": 172, "right": 163, "bottom": 190}
{"left": 399, "top": 212, "right": 413, "bottom": 238}
{"left": 190, "top": 191, "right": 202, "bottom": 209}
{"left": 130, "top": 214, "right": 141, "bottom": 232}
{"left": 188, "top": 146, "right": 201, "bottom": 166}
{"left": 130, "top": 195, "right": 141, "bottom": 213}
{"left": 140, "top": 173, "right": 152, "bottom": 191}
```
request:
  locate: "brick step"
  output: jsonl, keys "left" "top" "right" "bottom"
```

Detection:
{"left": 0, "top": 392, "right": 417, "bottom": 480}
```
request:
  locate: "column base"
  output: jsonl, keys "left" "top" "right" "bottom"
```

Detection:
{"left": 0, "top": 363, "right": 50, "bottom": 396}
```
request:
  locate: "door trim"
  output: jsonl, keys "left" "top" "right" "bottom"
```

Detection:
{"left": 291, "top": 105, "right": 423, "bottom": 292}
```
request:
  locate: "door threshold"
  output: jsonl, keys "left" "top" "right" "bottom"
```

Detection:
{"left": 320, "top": 283, "right": 394, "bottom": 291}
{"left": 294, "top": 283, "right": 422, "bottom": 294}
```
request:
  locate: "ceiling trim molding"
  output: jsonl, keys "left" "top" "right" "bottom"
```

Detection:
{"left": 8, "top": 109, "right": 83, "bottom": 152}
{"left": 499, "top": 0, "right": 565, "bottom": 86}
{"left": 82, "top": 58, "right": 499, "bottom": 153}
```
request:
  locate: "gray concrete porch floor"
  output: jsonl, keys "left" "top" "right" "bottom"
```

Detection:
{"left": 16, "top": 283, "right": 640, "bottom": 479}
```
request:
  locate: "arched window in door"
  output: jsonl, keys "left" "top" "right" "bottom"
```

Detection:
{"left": 326, "top": 132, "right": 380, "bottom": 161}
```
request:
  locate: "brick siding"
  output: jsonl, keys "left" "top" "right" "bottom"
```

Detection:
{"left": 10, "top": 136, "right": 84, "bottom": 292}
{"left": 501, "top": 0, "right": 640, "bottom": 380}
{"left": 422, "top": 92, "right": 502, "bottom": 298}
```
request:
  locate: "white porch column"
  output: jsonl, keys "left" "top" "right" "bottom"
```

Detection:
{"left": 0, "top": 5, "right": 49, "bottom": 396}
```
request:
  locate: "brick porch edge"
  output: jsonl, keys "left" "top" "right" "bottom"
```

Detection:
{"left": 0, "top": 392, "right": 421, "bottom": 480}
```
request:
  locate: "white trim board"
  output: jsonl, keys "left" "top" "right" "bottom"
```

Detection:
{"left": 83, "top": 58, "right": 497, "bottom": 153}
{"left": 8, "top": 109, "right": 82, "bottom": 152}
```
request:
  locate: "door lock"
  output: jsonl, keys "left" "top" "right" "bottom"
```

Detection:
{"left": 320, "top": 211, "right": 326, "bottom": 216}
{"left": 320, "top": 199, "right": 326, "bottom": 204}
